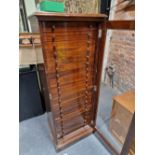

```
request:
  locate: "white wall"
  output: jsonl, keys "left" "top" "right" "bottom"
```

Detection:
{"left": 24, "top": 0, "right": 36, "bottom": 17}
{"left": 24, "top": 0, "right": 37, "bottom": 32}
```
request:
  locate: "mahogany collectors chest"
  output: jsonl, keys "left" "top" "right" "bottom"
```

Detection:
{"left": 35, "top": 12, "right": 107, "bottom": 150}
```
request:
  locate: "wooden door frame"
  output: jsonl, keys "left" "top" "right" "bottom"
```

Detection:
{"left": 94, "top": 20, "right": 135, "bottom": 155}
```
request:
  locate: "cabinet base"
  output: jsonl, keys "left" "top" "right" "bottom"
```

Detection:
{"left": 50, "top": 125, "right": 93, "bottom": 151}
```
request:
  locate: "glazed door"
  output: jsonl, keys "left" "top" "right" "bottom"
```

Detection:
{"left": 40, "top": 21, "right": 100, "bottom": 139}
{"left": 95, "top": 28, "right": 135, "bottom": 155}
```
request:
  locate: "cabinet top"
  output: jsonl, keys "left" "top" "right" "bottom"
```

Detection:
{"left": 34, "top": 12, "right": 107, "bottom": 22}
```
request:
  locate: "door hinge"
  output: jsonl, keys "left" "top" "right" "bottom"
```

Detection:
{"left": 49, "top": 93, "right": 52, "bottom": 100}
{"left": 94, "top": 85, "right": 97, "bottom": 92}
{"left": 98, "top": 29, "right": 102, "bottom": 38}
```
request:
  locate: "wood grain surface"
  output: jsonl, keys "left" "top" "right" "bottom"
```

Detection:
{"left": 35, "top": 13, "right": 107, "bottom": 150}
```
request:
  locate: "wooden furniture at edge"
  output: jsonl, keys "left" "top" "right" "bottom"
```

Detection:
{"left": 19, "top": 33, "right": 43, "bottom": 65}
{"left": 35, "top": 12, "right": 107, "bottom": 150}
{"left": 110, "top": 90, "right": 135, "bottom": 155}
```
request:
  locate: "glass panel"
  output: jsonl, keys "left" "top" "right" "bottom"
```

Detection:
{"left": 111, "top": 0, "right": 135, "bottom": 21}
{"left": 96, "top": 30, "right": 135, "bottom": 154}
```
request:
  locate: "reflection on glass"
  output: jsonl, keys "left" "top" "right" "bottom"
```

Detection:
{"left": 96, "top": 83, "right": 135, "bottom": 153}
{"left": 96, "top": 30, "right": 135, "bottom": 154}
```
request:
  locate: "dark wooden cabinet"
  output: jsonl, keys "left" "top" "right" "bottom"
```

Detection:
{"left": 35, "top": 12, "right": 107, "bottom": 150}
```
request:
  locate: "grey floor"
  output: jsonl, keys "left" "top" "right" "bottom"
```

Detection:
{"left": 20, "top": 113, "right": 111, "bottom": 155}
{"left": 19, "top": 84, "right": 122, "bottom": 155}
{"left": 96, "top": 84, "right": 122, "bottom": 153}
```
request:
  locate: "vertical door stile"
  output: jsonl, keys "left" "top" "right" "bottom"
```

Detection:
{"left": 52, "top": 24, "right": 64, "bottom": 139}
{"left": 92, "top": 23, "right": 102, "bottom": 127}
{"left": 94, "top": 22, "right": 107, "bottom": 125}
{"left": 84, "top": 25, "right": 91, "bottom": 125}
